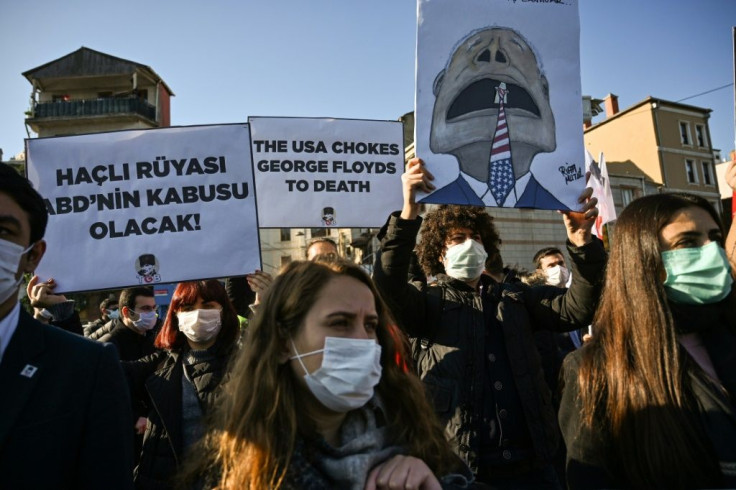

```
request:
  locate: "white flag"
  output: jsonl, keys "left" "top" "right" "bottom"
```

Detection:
{"left": 585, "top": 150, "right": 616, "bottom": 237}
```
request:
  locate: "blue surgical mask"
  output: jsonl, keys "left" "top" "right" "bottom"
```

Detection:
{"left": 662, "top": 241, "right": 733, "bottom": 305}
{"left": 132, "top": 310, "right": 158, "bottom": 330}
{"left": 106, "top": 309, "right": 120, "bottom": 320}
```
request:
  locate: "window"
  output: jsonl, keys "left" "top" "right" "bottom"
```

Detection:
{"left": 685, "top": 159, "right": 698, "bottom": 184}
{"left": 695, "top": 124, "right": 708, "bottom": 148}
{"left": 621, "top": 188, "right": 634, "bottom": 208}
{"left": 280, "top": 228, "right": 291, "bottom": 241}
{"left": 280, "top": 255, "right": 292, "bottom": 267}
{"left": 311, "top": 228, "right": 326, "bottom": 238}
{"left": 702, "top": 161, "right": 713, "bottom": 186}
{"left": 679, "top": 122, "right": 691, "bottom": 146}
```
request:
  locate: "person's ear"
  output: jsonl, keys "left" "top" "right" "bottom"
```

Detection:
{"left": 121, "top": 306, "right": 134, "bottom": 320}
{"left": 278, "top": 341, "right": 292, "bottom": 365}
{"left": 279, "top": 342, "right": 291, "bottom": 364}
{"left": 21, "top": 240, "right": 46, "bottom": 273}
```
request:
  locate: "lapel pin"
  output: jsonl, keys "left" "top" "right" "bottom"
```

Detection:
{"left": 20, "top": 364, "right": 38, "bottom": 378}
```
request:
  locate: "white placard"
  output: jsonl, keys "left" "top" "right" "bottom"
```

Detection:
{"left": 26, "top": 124, "right": 261, "bottom": 293}
{"left": 415, "top": 0, "right": 585, "bottom": 210}
{"left": 249, "top": 117, "right": 404, "bottom": 227}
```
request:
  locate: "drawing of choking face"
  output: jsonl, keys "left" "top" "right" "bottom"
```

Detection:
{"left": 430, "top": 27, "right": 556, "bottom": 182}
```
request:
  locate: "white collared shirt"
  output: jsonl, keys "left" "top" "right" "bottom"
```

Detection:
{"left": 460, "top": 171, "right": 531, "bottom": 207}
{"left": 0, "top": 302, "right": 21, "bottom": 364}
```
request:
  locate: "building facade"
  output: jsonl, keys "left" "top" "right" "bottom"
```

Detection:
{"left": 23, "top": 47, "right": 173, "bottom": 138}
{"left": 584, "top": 94, "right": 721, "bottom": 213}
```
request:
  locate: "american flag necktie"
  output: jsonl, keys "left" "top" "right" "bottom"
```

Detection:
{"left": 488, "top": 84, "right": 515, "bottom": 206}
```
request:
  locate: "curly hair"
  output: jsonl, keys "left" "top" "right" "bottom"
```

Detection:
{"left": 416, "top": 205, "right": 501, "bottom": 277}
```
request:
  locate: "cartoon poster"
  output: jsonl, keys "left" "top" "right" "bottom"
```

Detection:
{"left": 415, "top": 0, "right": 585, "bottom": 210}
{"left": 26, "top": 124, "right": 261, "bottom": 293}
{"left": 249, "top": 117, "right": 404, "bottom": 228}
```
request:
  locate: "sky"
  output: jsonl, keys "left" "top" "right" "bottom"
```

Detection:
{"left": 1, "top": 0, "right": 734, "bottom": 163}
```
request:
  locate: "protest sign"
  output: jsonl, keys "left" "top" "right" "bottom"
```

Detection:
{"left": 415, "top": 0, "right": 585, "bottom": 210}
{"left": 585, "top": 150, "right": 616, "bottom": 237}
{"left": 26, "top": 124, "right": 261, "bottom": 293}
{"left": 249, "top": 117, "right": 404, "bottom": 227}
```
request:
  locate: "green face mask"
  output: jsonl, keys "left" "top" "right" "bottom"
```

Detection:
{"left": 662, "top": 241, "right": 733, "bottom": 305}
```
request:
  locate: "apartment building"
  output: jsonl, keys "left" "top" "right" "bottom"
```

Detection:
{"left": 584, "top": 94, "right": 721, "bottom": 214}
{"left": 23, "top": 47, "right": 173, "bottom": 138}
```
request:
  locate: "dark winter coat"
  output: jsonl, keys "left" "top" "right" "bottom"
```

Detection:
{"left": 373, "top": 212, "right": 606, "bottom": 475}
{"left": 123, "top": 341, "right": 233, "bottom": 490}
{"left": 559, "top": 316, "right": 736, "bottom": 489}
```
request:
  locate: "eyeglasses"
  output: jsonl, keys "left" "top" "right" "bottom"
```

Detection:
{"left": 135, "top": 305, "right": 158, "bottom": 314}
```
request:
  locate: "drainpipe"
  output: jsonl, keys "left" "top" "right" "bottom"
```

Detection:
{"left": 651, "top": 99, "right": 668, "bottom": 192}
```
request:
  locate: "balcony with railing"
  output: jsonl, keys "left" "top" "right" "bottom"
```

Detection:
{"left": 29, "top": 96, "right": 157, "bottom": 122}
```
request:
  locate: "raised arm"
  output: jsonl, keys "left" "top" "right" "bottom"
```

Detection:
{"left": 724, "top": 161, "right": 736, "bottom": 270}
{"left": 373, "top": 158, "right": 438, "bottom": 338}
{"left": 526, "top": 186, "right": 606, "bottom": 331}
{"left": 400, "top": 158, "right": 435, "bottom": 220}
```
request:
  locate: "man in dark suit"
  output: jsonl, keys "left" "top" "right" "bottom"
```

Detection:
{"left": 0, "top": 164, "right": 134, "bottom": 489}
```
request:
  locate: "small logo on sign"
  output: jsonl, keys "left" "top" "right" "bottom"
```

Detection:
{"left": 20, "top": 364, "right": 38, "bottom": 378}
{"left": 322, "top": 206, "right": 336, "bottom": 226}
{"left": 135, "top": 253, "right": 162, "bottom": 284}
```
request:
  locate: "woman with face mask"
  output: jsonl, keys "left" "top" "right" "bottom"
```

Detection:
{"left": 183, "top": 260, "right": 482, "bottom": 490}
{"left": 123, "top": 279, "right": 240, "bottom": 490}
{"left": 558, "top": 192, "right": 736, "bottom": 489}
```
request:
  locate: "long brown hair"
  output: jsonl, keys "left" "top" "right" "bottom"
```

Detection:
{"left": 577, "top": 193, "right": 728, "bottom": 488}
{"left": 185, "top": 260, "right": 459, "bottom": 489}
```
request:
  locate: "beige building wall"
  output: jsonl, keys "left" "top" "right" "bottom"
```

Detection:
{"left": 584, "top": 102, "right": 661, "bottom": 183}
{"left": 259, "top": 227, "right": 362, "bottom": 275}
{"left": 584, "top": 97, "right": 721, "bottom": 214}
{"left": 491, "top": 208, "right": 568, "bottom": 271}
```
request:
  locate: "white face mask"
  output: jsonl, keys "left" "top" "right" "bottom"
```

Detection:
{"left": 545, "top": 265, "right": 570, "bottom": 287}
{"left": 443, "top": 239, "right": 488, "bottom": 281}
{"left": 290, "top": 336, "right": 382, "bottom": 412}
{"left": 131, "top": 310, "right": 158, "bottom": 331}
{"left": 177, "top": 308, "right": 222, "bottom": 343}
{"left": 0, "top": 240, "right": 34, "bottom": 305}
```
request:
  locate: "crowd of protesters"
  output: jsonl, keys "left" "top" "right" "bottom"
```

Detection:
{"left": 2, "top": 157, "right": 736, "bottom": 490}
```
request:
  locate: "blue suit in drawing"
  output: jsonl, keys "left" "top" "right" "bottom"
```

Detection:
{"left": 419, "top": 173, "right": 566, "bottom": 209}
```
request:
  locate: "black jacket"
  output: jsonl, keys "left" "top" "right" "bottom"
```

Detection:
{"left": 373, "top": 212, "right": 606, "bottom": 474}
{"left": 124, "top": 342, "right": 232, "bottom": 490}
{"left": 104, "top": 318, "right": 157, "bottom": 362}
{"left": 1, "top": 308, "right": 134, "bottom": 489}
{"left": 90, "top": 318, "right": 115, "bottom": 340}
{"left": 559, "top": 325, "right": 736, "bottom": 489}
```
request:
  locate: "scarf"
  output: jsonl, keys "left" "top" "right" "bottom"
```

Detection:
{"left": 284, "top": 397, "right": 403, "bottom": 490}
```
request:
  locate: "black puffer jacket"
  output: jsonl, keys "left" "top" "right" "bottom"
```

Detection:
{"left": 123, "top": 341, "right": 233, "bottom": 490}
{"left": 373, "top": 212, "right": 606, "bottom": 473}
